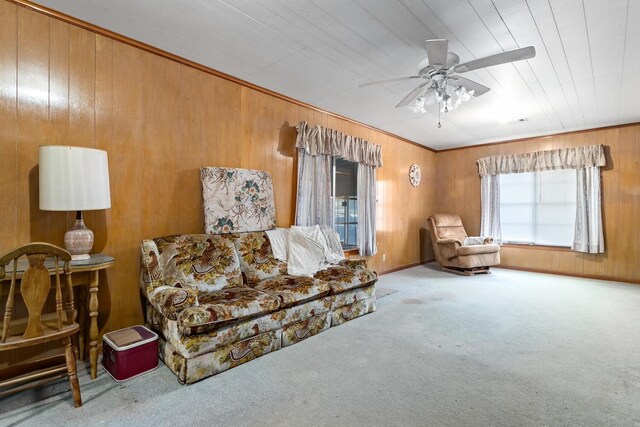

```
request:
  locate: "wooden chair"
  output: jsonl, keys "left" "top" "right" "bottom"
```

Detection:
{"left": 0, "top": 243, "right": 82, "bottom": 407}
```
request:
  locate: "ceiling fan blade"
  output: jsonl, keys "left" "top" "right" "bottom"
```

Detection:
{"left": 358, "top": 75, "right": 422, "bottom": 88}
{"left": 452, "top": 76, "right": 490, "bottom": 96}
{"left": 395, "top": 81, "right": 431, "bottom": 108}
{"left": 454, "top": 46, "right": 536, "bottom": 73}
{"left": 425, "top": 39, "right": 449, "bottom": 69}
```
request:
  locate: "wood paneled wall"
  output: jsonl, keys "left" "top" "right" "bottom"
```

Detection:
{"left": 0, "top": 1, "right": 436, "bottom": 334}
{"left": 436, "top": 124, "right": 640, "bottom": 284}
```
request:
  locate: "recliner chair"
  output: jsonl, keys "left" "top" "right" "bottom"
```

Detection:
{"left": 427, "top": 214, "right": 500, "bottom": 275}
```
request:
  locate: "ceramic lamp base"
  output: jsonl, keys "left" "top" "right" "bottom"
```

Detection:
{"left": 64, "top": 212, "right": 94, "bottom": 260}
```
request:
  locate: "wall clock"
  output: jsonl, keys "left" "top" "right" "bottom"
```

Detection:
{"left": 409, "top": 164, "right": 421, "bottom": 187}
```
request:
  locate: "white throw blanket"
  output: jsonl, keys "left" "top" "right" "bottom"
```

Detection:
{"left": 266, "top": 225, "right": 346, "bottom": 276}
{"left": 320, "top": 225, "right": 345, "bottom": 264}
{"left": 287, "top": 225, "right": 326, "bottom": 276}
{"left": 265, "top": 228, "right": 289, "bottom": 261}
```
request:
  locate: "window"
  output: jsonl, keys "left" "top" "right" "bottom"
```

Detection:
{"left": 499, "top": 169, "right": 576, "bottom": 246}
{"left": 332, "top": 158, "right": 358, "bottom": 249}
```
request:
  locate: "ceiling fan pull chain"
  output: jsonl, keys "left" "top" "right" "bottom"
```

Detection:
{"left": 438, "top": 101, "right": 442, "bottom": 128}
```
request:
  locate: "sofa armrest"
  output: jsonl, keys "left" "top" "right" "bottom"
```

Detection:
{"left": 140, "top": 239, "right": 165, "bottom": 297}
{"left": 338, "top": 259, "right": 368, "bottom": 270}
{"left": 148, "top": 286, "right": 198, "bottom": 321}
{"left": 141, "top": 239, "right": 198, "bottom": 320}
{"left": 434, "top": 238, "right": 462, "bottom": 263}
{"left": 436, "top": 238, "right": 463, "bottom": 247}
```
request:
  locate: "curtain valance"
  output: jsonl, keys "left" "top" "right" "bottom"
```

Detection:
{"left": 295, "top": 121, "right": 383, "bottom": 168}
{"left": 477, "top": 144, "right": 606, "bottom": 176}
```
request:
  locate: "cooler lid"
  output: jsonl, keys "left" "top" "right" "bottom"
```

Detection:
{"left": 103, "top": 325, "right": 158, "bottom": 351}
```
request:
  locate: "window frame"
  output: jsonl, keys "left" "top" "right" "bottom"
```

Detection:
{"left": 331, "top": 157, "right": 358, "bottom": 250}
{"left": 499, "top": 169, "right": 577, "bottom": 248}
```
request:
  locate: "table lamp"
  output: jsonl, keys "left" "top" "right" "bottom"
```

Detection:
{"left": 39, "top": 146, "right": 111, "bottom": 260}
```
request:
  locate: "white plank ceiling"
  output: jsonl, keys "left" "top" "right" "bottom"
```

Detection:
{"left": 33, "top": 0, "right": 640, "bottom": 150}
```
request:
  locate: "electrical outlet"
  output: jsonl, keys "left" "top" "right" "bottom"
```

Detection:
{"left": 382, "top": 253, "right": 386, "bottom": 262}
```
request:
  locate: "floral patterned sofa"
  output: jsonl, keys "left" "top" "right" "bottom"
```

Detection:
{"left": 139, "top": 167, "right": 377, "bottom": 384}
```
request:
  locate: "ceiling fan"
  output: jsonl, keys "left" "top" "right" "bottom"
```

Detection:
{"left": 360, "top": 39, "right": 536, "bottom": 122}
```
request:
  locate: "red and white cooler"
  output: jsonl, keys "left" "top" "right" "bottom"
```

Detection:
{"left": 102, "top": 325, "right": 159, "bottom": 382}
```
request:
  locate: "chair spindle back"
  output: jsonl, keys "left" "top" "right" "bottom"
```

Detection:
{"left": 0, "top": 243, "right": 73, "bottom": 342}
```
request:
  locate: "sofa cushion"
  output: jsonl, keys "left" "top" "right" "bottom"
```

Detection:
{"left": 254, "top": 275, "right": 330, "bottom": 308}
{"left": 152, "top": 234, "right": 243, "bottom": 292}
{"left": 338, "top": 259, "right": 369, "bottom": 270}
{"left": 201, "top": 167, "right": 276, "bottom": 234}
{"left": 231, "top": 231, "right": 287, "bottom": 284}
{"left": 313, "top": 266, "right": 377, "bottom": 294}
{"left": 177, "top": 287, "right": 280, "bottom": 335}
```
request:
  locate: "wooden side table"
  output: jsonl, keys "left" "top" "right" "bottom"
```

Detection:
{"left": 68, "top": 255, "right": 114, "bottom": 379}
{"left": 4, "top": 254, "right": 114, "bottom": 380}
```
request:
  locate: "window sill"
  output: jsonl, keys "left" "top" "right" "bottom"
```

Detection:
{"left": 343, "top": 247, "right": 359, "bottom": 255}
{"left": 502, "top": 243, "right": 572, "bottom": 252}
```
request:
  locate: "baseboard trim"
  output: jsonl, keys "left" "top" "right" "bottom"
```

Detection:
{"left": 379, "top": 259, "right": 434, "bottom": 276}
{"left": 494, "top": 265, "right": 640, "bottom": 285}
{"left": 380, "top": 262, "right": 640, "bottom": 285}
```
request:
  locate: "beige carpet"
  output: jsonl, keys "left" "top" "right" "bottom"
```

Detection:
{"left": 374, "top": 286, "right": 398, "bottom": 299}
{"left": 1, "top": 263, "right": 639, "bottom": 426}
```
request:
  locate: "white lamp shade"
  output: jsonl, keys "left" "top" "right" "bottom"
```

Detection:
{"left": 39, "top": 145, "right": 111, "bottom": 211}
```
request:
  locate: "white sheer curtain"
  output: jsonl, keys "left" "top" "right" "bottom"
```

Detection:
{"left": 477, "top": 144, "right": 606, "bottom": 253}
{"left": 295, "top": 122, "right": 382, "bottom": 256}
{"left": 357, "top": 164, "right": 377, "bottom": 256}
{"left": 572, "top": 167, "right": 604, "bottom": 253}
{"left": 480, "top": 175, "right": 502, "bottom": 244}
{"left": 295, "top": 149, "right": 333, "bottom": 227}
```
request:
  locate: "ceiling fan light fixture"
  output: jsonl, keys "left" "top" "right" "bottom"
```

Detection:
{"left": 435, "top": 84, "right": 473, "bottom": 113}
{"left": 454, "top": 85, "right": 473, "bottom": 102}
{"left": 440, "top": 95, "right": 455, "bottom": 113}
{"left": 424, "top": 87, "right": 438, "bottom": 105}
{"left": 409, "top": 96, "right": 427, "bottom": 113}
{"left": 358, "top": 39, "right": 536, "bottom": 128}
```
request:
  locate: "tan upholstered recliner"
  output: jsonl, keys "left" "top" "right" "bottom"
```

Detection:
{"left": 427, "top": 214, "right": 500, "bottom": 275}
